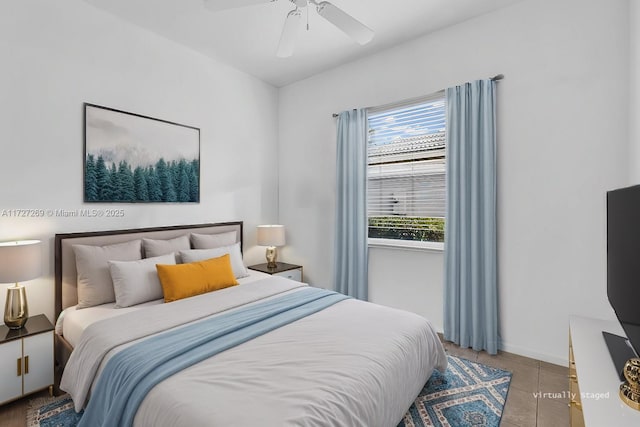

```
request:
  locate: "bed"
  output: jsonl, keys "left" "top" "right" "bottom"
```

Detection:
{"left": 54, "top": 221, "right": 447, "bottom": 427}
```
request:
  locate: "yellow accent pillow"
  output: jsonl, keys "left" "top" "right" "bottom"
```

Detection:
{"left": 156, "top": 254, "right": 239, "bottom": 303}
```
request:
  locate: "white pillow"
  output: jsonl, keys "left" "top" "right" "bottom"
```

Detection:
{"left": 180, "top": 242, "right": 248, "bottom": 279}
{"left": 73, "top": 240, "right": 142, "bottom": 309}
{"left": 143, "top": 235, "right": 190, "bottom": 258}
{"left": 190, "top": 231, "right": 237, "bottom": 249}
{"left": 109, "top": 254, "right": 176, "bottom": 308}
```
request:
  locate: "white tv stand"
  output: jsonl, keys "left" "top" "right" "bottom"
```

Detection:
{"left": 569, "top": 316, "right": 640, "bottom": 426}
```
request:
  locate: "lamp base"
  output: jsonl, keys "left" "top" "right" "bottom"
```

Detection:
{"left": 620, "top": 358, "right": 640, "bottom": 411}
{"left": 265, "top": 246, "right": 278, "bottom": 269}
{"left": 4, "top": 284, "right": 28, "bottom": 329}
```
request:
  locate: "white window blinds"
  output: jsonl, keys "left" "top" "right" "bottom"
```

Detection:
{"left": 367, "top": 94, "right": 446, "bottom": 242}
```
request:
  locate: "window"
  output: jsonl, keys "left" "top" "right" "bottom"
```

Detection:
{"left": 367, "top": 93, "right": 446, "bottom": 246}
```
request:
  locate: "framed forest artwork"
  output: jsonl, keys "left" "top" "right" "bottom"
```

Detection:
{"left": 84, "top": 103, "right": 200, "bottom": 203}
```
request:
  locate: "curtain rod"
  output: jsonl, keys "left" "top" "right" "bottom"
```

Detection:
{"left": 331, "top": 74, "right": 504, "bottom": 118}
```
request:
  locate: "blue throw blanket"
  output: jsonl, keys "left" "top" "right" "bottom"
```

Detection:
{"left": 78, "top": 287, "right": 349, "bottom": 427}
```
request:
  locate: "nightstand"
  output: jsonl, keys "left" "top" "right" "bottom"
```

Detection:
{"left": 0, "top": 314, "right": 54, "bottom": 405}
{"left": 248, "top": 262, "right": 303, "bottom": 282}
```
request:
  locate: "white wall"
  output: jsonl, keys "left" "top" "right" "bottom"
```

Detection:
{"left": 279, "top": 0, "right": 630, "bottom": 365}
{"left": 0, "top": 0, "right": 279, "bottom": 324}
{"left": 368, "top": 247, "right": 444, "bottom": 332}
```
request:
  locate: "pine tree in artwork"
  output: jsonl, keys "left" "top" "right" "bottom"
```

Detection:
{"left": 165, "top": 172, "right": 177, "bottom": 202}
{"left": 171, "top": 160, "right": 180, "bottom": 197}
{"left": 85, "top": 154, "right": 98, "bottom": 201}
{"left": 109, "top": 163, "right": 121, "bottom": 201}
{"left": 133, "top": 166, "right": 149, "bottom": 202}
{"left": 88, "top": 151, "right": 201, "bottom": 203}
{"left": 156, "top": 158, "right": 177, "bottom": 202}
{"left": 147, "top": 166, "right": 162, "bottom": 202}
{"left": 189, "top": 159, "right": 199, "bottom": 202}
{"left": 118, "top": 160, "right": 135, "bottom": 202}
{"left": 156, "top": 159, "right": 168, "bottom": 201}
{"left": 95, "top": 156, "right": 112, "bottom": 201}
{"left": 177, "top": 161, "right": 191, "bottom": 202}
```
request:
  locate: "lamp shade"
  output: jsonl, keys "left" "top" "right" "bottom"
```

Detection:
{"left": 257, "top": 225, "right": 286, "bottom": 247}
{"left": 0, "top": 240, "right": 42, "bottom": 284}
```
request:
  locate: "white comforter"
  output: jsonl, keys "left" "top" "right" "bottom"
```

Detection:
{"left": 61, "top": 277, "right": 447, "bottom": 427}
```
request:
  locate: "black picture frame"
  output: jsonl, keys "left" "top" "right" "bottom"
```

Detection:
{"left": 83, "top": 103, "right": 200, "bottom": 203}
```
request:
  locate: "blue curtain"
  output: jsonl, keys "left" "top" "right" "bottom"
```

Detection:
{"left": 334, "top": 109, "right": 369, "bottom": 300}
{"left": 443, "top": 80, "right": 498, "bottom": 354}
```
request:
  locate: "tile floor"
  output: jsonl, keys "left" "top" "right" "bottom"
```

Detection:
{"left": 0, "top": 341, "right": 569, "bottom": 427}
{"left": 0, "top": 388, "right": 49, "bottom": 427}
{"left": 442, "top": 340, "right": 570, "bottom": 427}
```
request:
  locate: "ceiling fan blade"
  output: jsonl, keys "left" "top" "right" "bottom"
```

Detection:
{"left": 204, "top": 0, "right": 271, "bottom": 12}
{"left": 315, "top": 1, "right": 374, "bottom": 45}
{"left": 277, "top": 9, "right": 303, "bottom": 58}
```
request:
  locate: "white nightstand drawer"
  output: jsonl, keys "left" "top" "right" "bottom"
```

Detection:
{"left": 23, "top": 331, "right": 54, "bottom": 395}
{"left": 0, "top": 340, "right": 22, "bottom": 403}
{"left": 0, "top": 315, "right": 54, "bottom": 405}
{"left": 273, "top": 268, "right": 302, "bottom": 282}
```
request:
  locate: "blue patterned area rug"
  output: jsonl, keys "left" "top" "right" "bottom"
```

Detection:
{"left": 28, "top": 355, "right": 510, "bottom": 427}
{"left": 398, "top": 355, "right": 512, "bottom": 427}
{"left": 27, "top": 394, "right": 82, "bottom": 427}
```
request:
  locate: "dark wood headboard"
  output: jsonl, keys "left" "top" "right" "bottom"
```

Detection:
{"left": 53, "top": 221, "right": 243, "bottom": 320}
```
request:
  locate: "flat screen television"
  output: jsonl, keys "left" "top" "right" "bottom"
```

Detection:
{"left": 606, "top": 184, "right": 640, "bottom": 375}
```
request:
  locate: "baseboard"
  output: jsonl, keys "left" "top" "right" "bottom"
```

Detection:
{"left": 437, "top": 330, "right": 569, "bottom": 367}
{"left": 499, "top": 341, "right": 568, "bottom": 367}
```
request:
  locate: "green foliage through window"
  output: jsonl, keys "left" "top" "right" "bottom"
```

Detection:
{"left": 368, "top": 216, "right": 444, "bottom": 242}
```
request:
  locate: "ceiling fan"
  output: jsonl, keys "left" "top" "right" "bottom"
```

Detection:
{"left": 204, "top": 0, "right": 374, "bottom": 58}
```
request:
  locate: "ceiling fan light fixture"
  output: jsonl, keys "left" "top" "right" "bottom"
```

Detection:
{"left": 277, "top": 8, "right": 303, "bottom": 58}
{"left": 315, "top": 1, "right": 374, "bottom": 45}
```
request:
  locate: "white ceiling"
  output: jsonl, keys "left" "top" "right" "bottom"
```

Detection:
{"left": 84, "top": 0, "right": 523, "bottom": 87}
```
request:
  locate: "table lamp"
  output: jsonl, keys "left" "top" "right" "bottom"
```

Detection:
{"left": 257, "top": 225, "right": 285, "bottom": 268}
{"left": 0, "top": 240, "right": 42, "bottom": 329}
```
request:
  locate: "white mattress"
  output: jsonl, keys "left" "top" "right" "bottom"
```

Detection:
{"left": 57, "top": 269, "right": 271, "bottom": 347}
{"left": 61, "top": 276, "right": 447, "bottom": 426}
